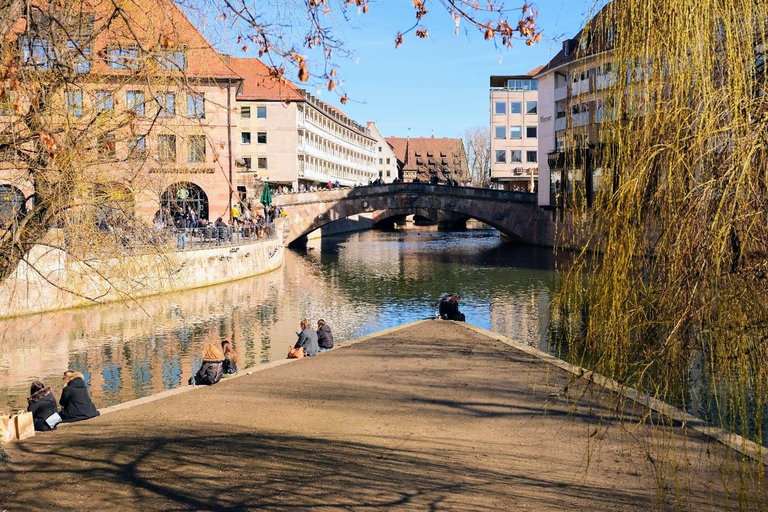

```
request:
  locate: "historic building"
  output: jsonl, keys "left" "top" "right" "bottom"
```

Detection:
{"left": 386, "top": 136, "right": 469, "bottom": 184}
{"left": 489, "top": 68, "right": 542, "bottom": 192}
{"left": 367, "top": 122, "right": 398, "bottom": 183}
{"left": 0, "top": 0, "right": 242, "bottom": 224}
{"left": 229, "top": 57, "right": 378, "bottom": 195}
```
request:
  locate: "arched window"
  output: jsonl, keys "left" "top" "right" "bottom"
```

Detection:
{"left": 0, "top": 184, "right": 26, "bottom": 225}
{"left": 161, "top": 182, "right": 208, "bottom": 222}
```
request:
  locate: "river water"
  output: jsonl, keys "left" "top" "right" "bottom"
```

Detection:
{"left": 0, "top": 228, "right": 556, "bottom": 410}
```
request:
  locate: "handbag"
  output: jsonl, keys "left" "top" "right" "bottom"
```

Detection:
{"left": 287, "top": 345, "right": 305, "bottom": 359}
{"left": 45, "top": 412, "right": 63, "bottom": 429}
{"left": 14, "top": 411, "right": 35, "bottom": 441}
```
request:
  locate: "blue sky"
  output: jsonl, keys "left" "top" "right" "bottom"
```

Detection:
{"left": 192, "top": 1, "right": 593, "bottom": 138}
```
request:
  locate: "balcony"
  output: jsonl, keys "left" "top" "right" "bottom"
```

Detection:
{"left": 571, "top": 112, "right": 590, "bottom": 127}
{"left": 554, "top": 115, "right": 567, "bottom": 131}
{"left": 547, "top": 151, "right": 564, "bottom": 170}
{"left": 595, "top": 72, "right": 616, "bottom": 90}
{"left": 554, "top": 85, "right": 568, "bottom": 101}
{"left": 572, "top": 80, "right": 589, "bottom": 96}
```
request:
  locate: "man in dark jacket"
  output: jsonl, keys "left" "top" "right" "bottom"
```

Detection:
{"left": 27, "top": 381, "right": 59, "bottom": 431}
{"left": 294, "top": 318, "right": 319, "bottom": 357}
{"left": 59, "top": 371, "right": 100, "bottom": 423}
{"left": 317, "top": 319, "right": 334, "bottom": 352}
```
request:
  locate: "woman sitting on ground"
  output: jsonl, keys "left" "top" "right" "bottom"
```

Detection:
{"left": 294, "top": 318, "right": 319, "bottom": 357}
{"left": 190, "top": 343, "right": 225, "bottom": 385}
{"left": 59, "top": 371, "right": 100, "bottom": 423}
{"left": 221, "top": 340, "right": 239, "bottom": 375}
{"left": 27, "top": 381, "right": 60, "bottom": 431}
{"left": 316, "top": 319, "right": 334, "bottom": 352}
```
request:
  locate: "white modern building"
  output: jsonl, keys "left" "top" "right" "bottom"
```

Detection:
{"left": 229, "top": 58, "right": 378, "bottom": 196}
{"left": 489, "top": 68, "right": 542, "bottom": 192}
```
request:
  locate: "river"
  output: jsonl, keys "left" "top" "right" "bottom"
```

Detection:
{"left": 0, "top": 228, "right": 556, "bottom": 410}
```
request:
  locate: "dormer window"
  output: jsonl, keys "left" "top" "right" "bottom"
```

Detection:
{"left": 563, "top": 39, "right": 571, "bottom": 57}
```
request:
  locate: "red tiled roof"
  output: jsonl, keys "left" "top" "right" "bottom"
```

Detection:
{"left": 386, "top": 136, "right": 469, "bottom": 182}
{"left": 10, "top": 0, "right": 240, "bottom": 79}
{"left": 228, "top": 57, "right": 305, "bottom": 102}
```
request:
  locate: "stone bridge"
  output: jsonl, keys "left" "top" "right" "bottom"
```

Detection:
{"left": 273, "top": 184, "right": 555, "bottom": 246}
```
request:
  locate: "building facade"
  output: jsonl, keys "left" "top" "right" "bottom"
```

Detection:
{"left": 536, "top": 7, "right": 616, "bottom": 208}
{"left": 0, "top": 0, "right": 242, "bottom": 224}
{"left": 386, "top": 136, "right": 470, "bottom": 184}
{"left": 229, "top": 58, "right": 378, "bottom": 197}
{"left": 367, "top": 122, "right": 398, "bottom": 183}
{"left": 489, "top": 69, "right": 542, "bottom": 192}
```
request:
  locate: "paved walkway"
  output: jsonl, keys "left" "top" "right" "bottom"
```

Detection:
{"left": 1, "top": 321, "right": 764, "bottom": 511}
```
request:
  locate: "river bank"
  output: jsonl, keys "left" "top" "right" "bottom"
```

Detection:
{"left": 0, "top": 229, "right": 284, "bottom": 320}
{"left": 2, "top": 320, "right": 763, "bottom": 511}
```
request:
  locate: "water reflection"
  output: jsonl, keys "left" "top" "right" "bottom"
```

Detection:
{"left": 0, "top": 229, "right": 556, "bottom": 410}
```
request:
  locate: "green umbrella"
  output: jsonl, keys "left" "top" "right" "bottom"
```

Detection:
{"left": 260, "top": 185, "right": 272, "bottom": 206}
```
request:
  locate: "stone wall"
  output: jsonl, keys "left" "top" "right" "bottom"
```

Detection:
{"left": 0, "top": 237, "right": 284, "bottom": 319}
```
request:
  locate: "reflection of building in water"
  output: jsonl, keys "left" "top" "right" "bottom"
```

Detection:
{"left": 489, "top": 288, "right": 550, "bottom": 349}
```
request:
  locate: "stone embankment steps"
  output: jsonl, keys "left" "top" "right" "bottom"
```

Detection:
{"left": 2, "top": 320, "right": 765, "bottom": 511}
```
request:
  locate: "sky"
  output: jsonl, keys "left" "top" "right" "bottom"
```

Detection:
{"left": 190, "top": 0, "right": 596, "bottom": 139}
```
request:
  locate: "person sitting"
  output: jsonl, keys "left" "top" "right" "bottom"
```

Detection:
{"left": 317, "top": 319, "right": 334, "bottom": 352}
{"left": 439, "top": 294, "right": 466, "bottom": 322}
{"left": 190, "top": 343, "right": 225, "bottom": 385}
{"left": 59, "top": 371, "right": 100, "bottom": 423}
{"left": 294, "top": 318, "right": 319, "bottom": 357}
{"left": 27, "top": 381, "right": 60, "bottom": 431}
{"left": 221, "top": 340, "right": 239, "bottom": 375}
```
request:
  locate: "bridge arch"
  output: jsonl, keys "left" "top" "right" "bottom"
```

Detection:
{"left": 274, "top": 183, "right": 553, "bottom": 246}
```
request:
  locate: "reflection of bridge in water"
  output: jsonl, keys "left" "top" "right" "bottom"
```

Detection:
{"left": 274, "top": 184, "right": 554, "bottom": 246}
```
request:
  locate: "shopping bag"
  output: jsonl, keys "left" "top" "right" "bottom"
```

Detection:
{"left": 0, "top": 413, "right": 14, "bottom": 444}
{"left": 14, "top": 411, "right": 35, "bottom": 441}
{"left": 287, "top": 345, "right": 304, "bottom": 359}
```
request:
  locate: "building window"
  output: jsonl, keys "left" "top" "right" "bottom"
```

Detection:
{"left": 241, "top": 106, "right": 251, "bottom": 119}
{"left": 243, "top": 157, "right": 252, "bottom": 170}
{"left": 494, "top": 102, "right": 506, "bottom": 115}
{"left": 378, "top": 146, "right": 382, "bottom": 152}
{"left": 526, "top": 101, "right": 537, "bottom": 115}
{"left": 510, "top": 102, "right": 522, "bottom": 114}
{"left": 510, "top": 126, "right": 522, "bottom": 139}
{"left": 495, "top": 150, "right": 506, "bottom": 163}
{"left": 241, "top": 132, "right": 251, "bottom": 144}
{"left": 257, "top": 132, "right": 267, "bottom": 144}
{"left": 257, "top": 157, "right": 267, "bottom": 170}
{"left": 187, "top": 135, "right": 206, "bottom": 163}
{"left": 107, "top": 46, "right": 139, "bottom": 70}
{"left": 95, "top": 91, "right": 113, "bottom": 113}
{"left": 126, "top": 91, "right": 144, "bottom": 116}
{"left": 157, "top": 92, "right": 175, "bottom": 118}
{"left": 256, "top": 106, "right": 267, "bottom": 119}
{"left": 506, "top": 79, "right": 538, "bottom": 91}
{"left": 526, "top": 126, "right": 537, "bottom": 138}
{"left": 386, "top": 170, "right": 391, "bottom": 177}
{"left": 188, "top": 93, "right": 204, "bottom": 119}
{"left": 157, "top": 135, "right": 176, "bottom": 163}
{"left": 68, "top": 40, "right": 90, "bottom": 73}
{"left": 158, "top": 48, "right": 186, "bottom": 71}
{"left": 494, "top": 126, "right": 506, "bottom": 139}
{"left": 526, "top": 150, "right": 538, "bottom": 163}
{"left": 98, "top": 134, "right": 115, "bottom": 158}
{"left": 21, "top": 38, "right": 51, "bottom": 69}
{"left": 511, "top": 150, "right": 522, "bottom": 163}
{"left": 386, "top": 158, "right": 391, "bottom": 164}
{"left": 128, "top": 136, "right": 146, "bottom": 159}
{"left": 67, "top": 90, "right": 83, "bottom": 117}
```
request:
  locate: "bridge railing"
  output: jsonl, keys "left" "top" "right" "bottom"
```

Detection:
{"left": 273, "top": 183, "right": 537, "bottom": 206}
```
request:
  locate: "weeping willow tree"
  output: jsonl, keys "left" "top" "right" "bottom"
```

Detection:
{"left": 554, "top": 0, "right": 768, "bottom": 496}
